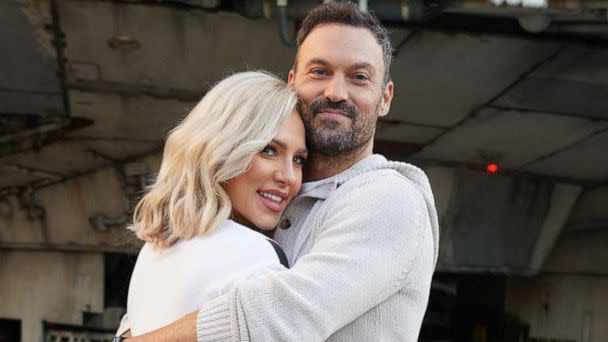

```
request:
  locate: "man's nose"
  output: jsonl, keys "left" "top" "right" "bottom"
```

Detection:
{"left": 324, "top": 74, "right": 348, "bottom": 102}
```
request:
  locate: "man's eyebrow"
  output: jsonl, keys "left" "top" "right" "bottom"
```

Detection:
{"left": 304, "top": 59, "right": 376, "bottom": 76}
{"left": 350, "top": 62, "right": 376, "bottom": 76}
{"left": 304, "top": 58, "right": 330, "bottom": 67}
{"left": 271, "top": 139, "right": 308, "bottom": 154}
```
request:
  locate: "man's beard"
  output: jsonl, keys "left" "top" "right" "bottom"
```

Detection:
{"left": 301, "top": 98, "right": 379, "bottom": 157}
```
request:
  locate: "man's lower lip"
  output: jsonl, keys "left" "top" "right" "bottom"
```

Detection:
{"left": 317, "top": 112, "right": 349, "bottom": 119}
{"left": 258, "top": 194, "right": 283, "bottom": 213}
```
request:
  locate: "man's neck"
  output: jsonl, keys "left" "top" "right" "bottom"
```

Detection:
{"left": 303, "top": 142, "right": 373, "bottom": 182}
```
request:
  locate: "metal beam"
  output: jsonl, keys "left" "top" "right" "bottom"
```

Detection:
{"left": 69, "top": 80, "right": 202, "bottom": 102}
{"left": 0, "top": 241, "right": 140, "bottom": 255}
{"left": 527, "top": 183, "right": 582, "bottom": 274}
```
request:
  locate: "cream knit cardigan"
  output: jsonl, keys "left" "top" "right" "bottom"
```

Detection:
{"left": 196, "top": 154, "right": 439, "bottom": 342}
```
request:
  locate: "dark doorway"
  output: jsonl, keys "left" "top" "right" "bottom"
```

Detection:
{"left": 103, "top": 253, "right": 137, "bottom": 308}
{"left": 80, "top": 253, "right": 137, "bottom": 330}
{"left": 420, "top": 273, "right": 529, "bottom": 342}
{"left": 0, "top": 318, "right": 20, "bottom": 342}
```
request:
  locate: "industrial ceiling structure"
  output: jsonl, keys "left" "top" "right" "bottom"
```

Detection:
{"left": 1, "top": 0, "right": 607, "bottom": 194}
{"left": 2, "top": 3, "right": 608, "bottom": 341}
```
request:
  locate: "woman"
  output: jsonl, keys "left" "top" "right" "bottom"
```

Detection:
{"left": 118, "top": 71, "right": 306, "bottom": 336}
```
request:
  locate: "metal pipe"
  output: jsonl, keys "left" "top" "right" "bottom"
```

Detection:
{"left": 89, "top": 214, "right": 128, "bottom": 232}
{"left": 49, "top": 0, "right": 70, "bottom": 117}
{"left": 0, "top": 118, "right": 70, "bottom": 145}
{"left": 163, "top": 0, "right": 221, "bottom": 9}
{"left": 447, "top": 0, "right": 608, "bottom": 11}
{"left": 443, "top": 0, "right": 608, "bottom": 32}
{"left": 359, "top": 0, "right": 369, "bottom": 12}
{"left": 0, "top": 241, "right": 140, "bottom": 254}
{"left": 240, "top": 0, "right": 444, "bottom": 22}
{"left": 4, "top": 164, "right": 64, "bottom": 180}
{"left": 277, "top": 0, "right": 296, "bottom": 47}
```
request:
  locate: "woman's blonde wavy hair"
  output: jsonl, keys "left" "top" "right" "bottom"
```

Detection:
{"left": 130, "top": 71, "right": 298, "bottom": 248}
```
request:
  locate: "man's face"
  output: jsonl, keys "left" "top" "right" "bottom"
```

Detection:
{"left": 288, "top": 23, "right": 394, "bottom": 156}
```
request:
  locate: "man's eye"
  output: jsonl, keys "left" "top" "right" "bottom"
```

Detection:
{"left": 311, "top": 68, "right": 327, "bottom": 76}
{"left": 353, "top": 74, "right": 369, "bottom": 81}
{"left": 260, "top": 146, "right": 277, "bottom": 157}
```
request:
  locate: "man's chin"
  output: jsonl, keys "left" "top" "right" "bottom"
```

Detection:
{"left": 313, "top": 117, "right": 350, "bottom": 131}
{"left": 307, "top": 131, "right": 347, "bottom": 152}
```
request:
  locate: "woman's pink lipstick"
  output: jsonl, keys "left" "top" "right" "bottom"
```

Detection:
{"left": 257, "top": 189, "right": 288, "bottom": 213}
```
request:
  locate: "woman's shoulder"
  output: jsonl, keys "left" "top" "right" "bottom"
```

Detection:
{"left": 174, "top": 220, "right": 284, "bottom": 267}
{"left": 132, "top": 220, "right": 286, "bottom": 288}
{"left": 193, "top": 219, "right": 271, "bottom": 247}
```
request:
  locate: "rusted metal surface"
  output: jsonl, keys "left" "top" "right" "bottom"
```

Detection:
{"left": 0, "top": 1, "right": 62, "bottom": 114}
{"left": 437, "top": 168, "right": 554, "bottom": 274}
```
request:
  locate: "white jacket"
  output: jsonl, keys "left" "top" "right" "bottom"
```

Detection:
{"left": 118, "top": 220, "right": 286, "bottom": 336}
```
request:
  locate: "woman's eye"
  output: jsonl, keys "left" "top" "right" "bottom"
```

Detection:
{"left": 260, "top": 146, "right": 277, "bottom": 157}
{"left": 293, "top": 155, "right": 307, "bottom": 166}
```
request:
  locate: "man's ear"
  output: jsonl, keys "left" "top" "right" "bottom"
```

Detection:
{"left": 378, "top": 80, "right": 394, "bottom": 118}
{"left": 287, "top": 69, "right": 295, "bottom": 86}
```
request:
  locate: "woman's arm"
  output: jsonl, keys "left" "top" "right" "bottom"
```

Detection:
{"left": 126, "top": 311, "right": 197, "bottom": 341}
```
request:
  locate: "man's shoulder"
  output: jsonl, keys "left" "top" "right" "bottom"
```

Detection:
{"left": 335, "top": 155, "right": 424, "bottom": 186}
{"left": 340, "top": 166, "right": 416, "bottom": 193}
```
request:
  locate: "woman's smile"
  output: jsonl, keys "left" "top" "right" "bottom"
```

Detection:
{"left": 257, "top": 189, "right": 288, "bottom": 213}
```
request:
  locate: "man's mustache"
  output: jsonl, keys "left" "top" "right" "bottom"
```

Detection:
{"left": 307, "top": 98, "right": 359, "bottom": 118}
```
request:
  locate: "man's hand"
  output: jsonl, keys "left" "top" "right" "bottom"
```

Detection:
{"left": 126, "top": 310, "right": 198, "bottom": 342}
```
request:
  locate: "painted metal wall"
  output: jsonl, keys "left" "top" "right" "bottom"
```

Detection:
{"left": 506, "top": 275, "right": 608, "bottom": 342}
{"left": 0, "top": 251, "right": 104, "bottom": 341}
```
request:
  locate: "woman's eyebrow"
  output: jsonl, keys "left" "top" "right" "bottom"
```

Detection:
{"left": 271, "top": 139, "right": 287, "bottom": 149}
{"left": 272, "top": 139, "right": 308, "bottom": 154}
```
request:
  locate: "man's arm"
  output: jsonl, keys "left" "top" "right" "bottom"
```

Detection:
{"left": 129, "top": 171, "right": 435, "bottom": 342}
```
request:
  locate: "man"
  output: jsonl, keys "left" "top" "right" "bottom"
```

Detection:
{"left": 124, "top": 2, "right": 438, "bottom": 341}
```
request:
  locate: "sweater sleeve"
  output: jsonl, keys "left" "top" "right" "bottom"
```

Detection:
{"left": 196, "top": 171, "right": 433, "bottom": 342}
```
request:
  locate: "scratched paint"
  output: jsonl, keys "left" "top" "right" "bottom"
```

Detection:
{"left": 17, "top": 0, "right": 56, "bottom": 58}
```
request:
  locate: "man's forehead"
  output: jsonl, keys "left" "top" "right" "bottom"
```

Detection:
{"left": 296, "top": 24, "right": 383, "bottom": 65}
{"left": 302, "top": 24, "right": 380, "bottom": 49}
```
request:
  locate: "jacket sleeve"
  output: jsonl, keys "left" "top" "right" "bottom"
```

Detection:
{"left": 116, "top": 313, "right": 130, "bottom": 336}
{"left": 196, "top": 171, "right": 434, "bottom": 342}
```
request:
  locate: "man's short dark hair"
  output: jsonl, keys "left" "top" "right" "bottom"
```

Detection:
{"left": 294, "top": 1, "right": 393, "bottom": 86}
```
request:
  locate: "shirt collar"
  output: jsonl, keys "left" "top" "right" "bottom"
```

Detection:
{"left": 297, "top": 154, "right": 387, "bottom": 200}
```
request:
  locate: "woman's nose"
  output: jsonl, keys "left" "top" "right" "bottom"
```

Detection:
{"left": 274, "top": 162, "right": 297, "bottom": 186}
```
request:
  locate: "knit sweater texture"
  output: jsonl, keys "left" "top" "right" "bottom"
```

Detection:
{"left": 196, "top": 154, "right": 439, "bottom": 342}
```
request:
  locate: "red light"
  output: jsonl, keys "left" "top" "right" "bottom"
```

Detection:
{"left": 486, "top": 163, "right": 499, "bottom": 174}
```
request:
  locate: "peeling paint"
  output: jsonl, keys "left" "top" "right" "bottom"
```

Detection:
{"left": 17, "top": 0, "right": 56, "bottom": 58}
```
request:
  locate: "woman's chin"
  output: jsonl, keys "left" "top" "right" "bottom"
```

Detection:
{"left": 256, "top": 224, "right": 277, "bottom": 231}
{"left": 252, "top": 214, "right": 283, "bottom": 231}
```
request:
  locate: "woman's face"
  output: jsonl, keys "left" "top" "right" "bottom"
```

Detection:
{"left": 226, "top": 110, "right": 307, "bottom": 230}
